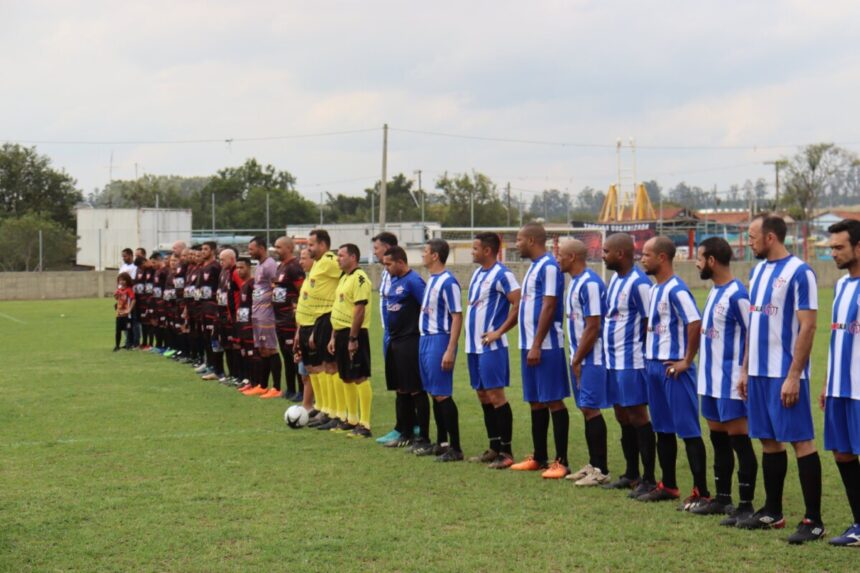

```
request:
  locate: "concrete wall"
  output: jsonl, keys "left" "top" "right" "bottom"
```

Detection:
{"left": 0, "top": 259, "right": 847, "bottom": 301}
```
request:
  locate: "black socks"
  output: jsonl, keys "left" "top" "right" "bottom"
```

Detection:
{"left": 620, "top": 424, "right": 640, "bottom": 480}
{"left": 433, "top": 400, "right": 449, "bottom": 445}
{"left": 797, "top": 451, "right": 822, "bottom": 523}
{"left": 481, "top": 403, "right": 500, "bottom": 452}
{"left": 731, "top": 434, "right": 758, "bottom": 510}
{"left": 637, "top": 422, "right": 656, "bottom": 483}
{"left": 684, "top": 436, "right": 710, "bottom": 498}
{"left": 584, "top": 415, "right": 608, "bottom": 474}
{"left": 439, "top": 398, "right": 461, "bottom": 451}
{"left": 496, "top": 402, "right": 513, "bottom": 455}
{"left": 836, "top": 458, "right": 860, "bottom": 524}
{"left": 710, "top": 431, "right": 734, "bottom": 504}
{"left": 656, "top": 432, "right": 678, "bottom": 489}
{"left": 269, "top": 354, "right": 282, "bottom": 391}
{"left": 413, "top": 392, "right": 431, "bottom": 441}
{"left": 551, "top": 408, "right": 569, "bottom": 467}
{"left": 762, "top": 450, "right": 788, "bottom": 515}
{"left": 530, "top": 408, "right": 550, "bottom": 465}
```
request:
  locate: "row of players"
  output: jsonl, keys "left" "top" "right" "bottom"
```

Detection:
{"left": 116, "top": 216, "right": 860, "bottom": 547}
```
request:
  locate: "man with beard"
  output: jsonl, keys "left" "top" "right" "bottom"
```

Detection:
{"left": 208, "top": 247, "right": 241, "bottom": 384}
{"left": 273, "top": 236, "right": 305, "bottom": 401}
{"left": 235, "top": 258, "right": 257, "bottom": 392}
{"left": 246, "top": 237, "right": 282, "bottom": 397}
{"left": 736, "top": 214, "right": 823, "bottom": 544}
{"left": 196, "top": 241, "right": 223, "bottom": 380}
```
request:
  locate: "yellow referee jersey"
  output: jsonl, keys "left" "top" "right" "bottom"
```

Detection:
{"left": 296, "top": 251, "right": 342, "bottom": 326}
{"left": 330, "top": 267, "right": 372, "bottom": 330}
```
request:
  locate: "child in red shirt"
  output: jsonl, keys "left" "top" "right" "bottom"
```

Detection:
{"left": 115, "top": 272, "right": 136, "bottom": 351}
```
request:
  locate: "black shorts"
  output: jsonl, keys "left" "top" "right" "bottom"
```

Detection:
{"left": 298, "top": 325, "right": 320, "bottom": 367}
{"left": 312, "top": 313, "right": 335, "bottom": 364}
{"left": 334, "top": 328, "right": 371, "bottom": 381}
{"left": 385, "top": 335, "right": 422, "bottom": 393}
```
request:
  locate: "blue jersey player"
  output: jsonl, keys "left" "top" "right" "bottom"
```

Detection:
{"left": 638, "top": 236, "right": 709, "bottom": 509}
{"left": 821, "top": 219, "right": 860, "bottom": 547}
{"left": 558, "top": 239, "right": 612, "bottom": 486}
{"left": 416, "top": 239, "right": 464, "bottom": 462}
{"left": 694, "top": 237, "right": 759, "bottom": 525}
{"left": 737, "top": 214, "right": 823, "bottom": 544}
{"left": 466, "top": 232, "right": 521, "bottom": 469}
{"left": 511, "top": 223, "right": 571, "bottom": 479}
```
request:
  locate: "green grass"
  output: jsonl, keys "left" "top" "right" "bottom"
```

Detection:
{"left": 0, "top": 290, "right": 856, "bottom": 572}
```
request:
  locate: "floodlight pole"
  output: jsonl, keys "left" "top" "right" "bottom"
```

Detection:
{"left": 379, "top": 124, "right": 388, "bottom": 229}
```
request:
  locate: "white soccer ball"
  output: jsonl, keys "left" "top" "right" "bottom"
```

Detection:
{"left": 284, "top": 405, "right": 309, "bottom": 429}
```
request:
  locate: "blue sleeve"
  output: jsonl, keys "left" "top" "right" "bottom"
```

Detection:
{"left": 410, "top": 275, "right": 426, "bottom": 304}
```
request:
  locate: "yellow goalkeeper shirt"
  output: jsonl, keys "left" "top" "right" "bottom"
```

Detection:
{"left": 296, "top": 251, "right": 342, "bottom": 326}
{"left": 330, "top": 267, "right": 372, "bottom": 330}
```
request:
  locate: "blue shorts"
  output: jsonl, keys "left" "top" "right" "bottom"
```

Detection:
{"left": 643, "top": 360, "right": 701, "bottom": 438}
{"left": 701, "top": 395, "right": 747, "bottom": 423}
{"left": 468, "top": 349, "right": 510, "bottom": 390}
{"left": 419, "top": 334, "right": 454, "bottom": 396}
{"left": 572, "top": 363, "right": 610, "bottom": 410}
{"left": 607, "top": 368, "right": 648, "bottom": 407}
{"left": 748, "top": 376, "right": 814, "bottom": 443}
{"left": 824, "top": 397, "right": 860, "bottom": 454}
{"left": 520, "top": 348, "right": 570, "bottom": 403}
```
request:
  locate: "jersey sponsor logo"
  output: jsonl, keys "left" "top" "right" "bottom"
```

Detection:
{"left": 658, "top": 301, "right": 669, "bottom": 313}
{"left": 273, "top": 287, "right": 287, "bottom": 303}
{"left": 832, "top": 321, "right": 860, "bottom": 334}
{"left": 395, "top": 286, "right": 404, "bottom": 294}
{"left": 387, "top": 303, "right": 402, "bottom": 312}
{"left": 703, "top": 326, "right": 720, "bottom": 339}
{"left": 309, "top": 278, "right": 316, "bottom": 288}
{"left": 774, "top": 277, "right": 787, "bottom": 289}
{"left": 714, "top": 302, "right": 728, "bottom": 316}
{"left": 647, "top": 323, "right": 668, "bottom": 334}
{"left": 750, "top": 303, "right": 778, "bottom": 316}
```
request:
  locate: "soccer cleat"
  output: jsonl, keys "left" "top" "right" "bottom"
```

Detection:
{"left": 194, "top": 364, "right": 208, "bottom": 373}
{"left": 678, "top": 487, "right": 705, "bottom": 512}
{"left": 510, "top": 455, "right": 546, "bottom": 472}
{"left": 113, "top": 347, "right": 120, "bottom": 352}
{"left": 414, "top": 442, "right": 448, "bottom": 457}
{"left": 541, "top": 461, "right": 571, "bottom": 479}
{"left": 690, "top": 498, "right": 734, "bottom": 516}
{"left": 602, "top": 475, "right": 639, "bottom": 490}
{"left": 163, "top": 349, "right": 176, "bottom": 357}
{"left": 406, "top": 438, "right": 431, "bottom": 454}
{"left": 316, "top": 418, "right": 341, "bottom": 431}
{"left": 347, "top": 425, "right": 373, "bottom": 439}
{"left": 736, "top": 508, "right": 786, "bottom": 530}
{"left": 383, "top": 436, "right": 413, "bottom": 449}
{"left": 244, "top": 386, "right": 268, "bottom": 396}
{"left": 435, "top": 449, "right": 464, "bottom": 462}
{"left": 331, "top": 421, "right": 356, "bottom": 433}
{"left": 720, "top": 506, "right": 754, "bottom": 527}
{"left": 637, "top": 481, "right": 678, "bottom": 502}
{"left": 787, "top": 518, "right": 826, "bottom": 544}
{"left": 260, "top": 388, "right": 282, "bottom": 399}
{"left": 488, "top": 453, "right": 514, "bottom": 469}
{"left": 468, "top": 449, "right": 498, "bottom": 463}
{"left": 376, "top": 429, "right": 402, "bottom": 445}
{"left": 574, "top": 468, "right": 612, "bottom": 487}
{"left": 236, "top": 383, "right": 252, "bottom": 392}
{"left": 568, "top": 464, "right": 594, "bottom": 482}
{"left": 307, "top": 413, "right": 329, "bottom": 428}
{"left": 291, "top": 392, "right": 304, "bottom": 403}
{"left": 628, "top": 480, "right": 655, "bottom": 499}
{"left": 828, "top": 523, "right": 860, "bottom": 547}
{"left": 201, "top": 373, "right": 219, "bottom": 381}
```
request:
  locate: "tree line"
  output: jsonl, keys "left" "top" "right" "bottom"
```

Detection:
{"left": 0, "top": 142, "right": 858, "bottom": 271}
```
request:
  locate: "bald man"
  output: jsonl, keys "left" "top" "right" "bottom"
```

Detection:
{"left": 208, "top": 247, "right": 242, "bottom": 383}
{"left": 511, "top": 223, "right": 571, "bottom": 478}
{"left": 557, "top": 239, "right": 612, "bottom": 486}
{"left": 601, "top": 233, "right": 658, "bottom": 497}
{"left": 273, "top": 236, "right": 306, "bottom": 401}
{"left": 638, "top": 236, "right": 709, "bottom": 507}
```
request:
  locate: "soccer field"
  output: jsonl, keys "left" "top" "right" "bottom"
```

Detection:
{"left": 0, "top": 290, "right": 855, "bottom": 572}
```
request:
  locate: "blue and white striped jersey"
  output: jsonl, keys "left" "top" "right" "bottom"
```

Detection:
{"left": 697, "top": 279, "right": 749, "bottom": 399}
{"left": 465, "top": 262, "right": 521, "bottom": 354}
{"left": 518, "top": 254, "right": 565, "bottom": 350}
{"left": 565, "top": 267, "right": 606, "bottom": 366}
{"left": 645, "top": 275, "right": 701, "bottom": 361}
{"left": 420, "top": 270, "right": 462, "bottom": 336}
{"left": 379, "top": 269, "right": 392, "bottom": 338}
{"left": 603, "top": 267, "right": 652, "bottom": 370}
{"left": 826, "top": 275, "right": 860, "bottom": 400}
{"left": 748, "top": 255, "right": 817, "bottom": 379}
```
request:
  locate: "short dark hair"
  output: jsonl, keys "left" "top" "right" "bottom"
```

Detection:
{"left": 828, "top": 219, "right": 860, "bottom": 247}
{"left": 249, "top": 236, "right": 266, "bottom": 249}
{"left": 191, "top": 244, "right": 202, "bottom": 251}
{"left": 310, "top": 229, "right": 331, "bottom": 247}
{"left": 203, "top": 240, "right": 217, "bottom": 251}
{"left": 475, "top": 232, "right": 501, "bottom": 255}
{"left": 699, "top": 236, "right": 733, "bottom": 266}
{"left": 384, "top": 246, "right": 407, "bottom": 263}
{"left": 150, "top": 252, "right": 163, "bottom": 261}
{"left": 122, "top": 248, "right": 133, "bottom": 256}
{"left": 237, "top": 257, "right": 252, "bottom": 265}
{"left": 755, "top": 213, "right": 787, "bottom": 243}
{"left": 133, "top": 256, "right": 146, "bottom": 267}
{"left": 372, "top": 231, "right": 398, "bottom": 247}
{"left": 136, "top": 247, "right": 147, "bottom": 257}
{"left": 426, "top": 238, "right": 450, "bottom": 264}
{"left": 339, "top": 243, "right": 361, "bottom": 261}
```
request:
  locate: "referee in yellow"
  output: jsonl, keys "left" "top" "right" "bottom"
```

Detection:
{"left": 327, "top": 243, "right": 374, "bottom": 437}
{"left": 295, "top": 229, "right": 343, "bottom": 430}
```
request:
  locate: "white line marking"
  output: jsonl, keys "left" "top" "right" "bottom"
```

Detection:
{"left": 0, "top": 428, "right": 277, "bottom": 449}
{"left": 0, "top": 312, "right": 25, "bottom": 324}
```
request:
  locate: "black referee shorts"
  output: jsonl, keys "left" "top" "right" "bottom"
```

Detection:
{"left": 298, "top": 325, "right": 321, "bottom": 367}
{"left": 384, "top": 335, "right": 423, "bottom": 393}
{"left": 312, "top": 313, "right": 335, "bottom": 364}
{"left": 334, "top": 328, "right": 371, "bottom": 381}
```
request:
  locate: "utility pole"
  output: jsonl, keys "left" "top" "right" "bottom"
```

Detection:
{"left": 519, "top": 191, "right": 524, "bottom": 226}
{"left": 414, "top": 169, "right": 424, "bottom": 225}
{"left": 211, "top": 192, "right": 215, "bottom": 235}
{"left": 764, "top": 160, "right": 786, "bottom": 210}
{"left": 379, "top": 124, "right": 388, "bottom": 229}
{"left": 319, "top": 192, "right": 324, "bottom": 225}
{"left": 506, "top": 182, "right": 511, "bottom": 227}
{"left": 266, "top": 192, "right": 271, "bottom": 245}
{"left": 615, "top": 139, "right": 622, "bottom": 221}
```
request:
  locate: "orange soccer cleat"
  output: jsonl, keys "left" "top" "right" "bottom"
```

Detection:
{"left": 510, "top": 455, "right": 544, "bottom": 471}
{"left": 259, "top": 388, "right": 282, "bottom": 399}
{"left": 541, "top": 460, "right": 571, "bottom": 479}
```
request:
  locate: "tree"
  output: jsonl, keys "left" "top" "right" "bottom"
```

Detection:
{"left": 435, "top": 172, "right": 507, "bottom": 227}
{"left": 0, "top": 213, "right": 76, "bottom": 271}
{"left": 0, "top": 144, "right": 82, "bottom": 229}
{"left": 91, "top": 175, "right": 208, "bottom": 209}
{"left": 780, "top": 144, "right": 856, "bottom": 222}
{"left": 527, "top": 189, "right": 572, "bottom": 223}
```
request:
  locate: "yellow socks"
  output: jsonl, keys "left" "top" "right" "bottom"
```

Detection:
{"left": 357, "top": 380, "right": 373, "bottom": 429}
{"left": 309, "top": 372, "right": 327, "bottom": 415}
{"left": 344, "top": 382, "right": 360, "bottom": 425}
{"left": 330, "top": 372, "right": 347, "bottom": 421}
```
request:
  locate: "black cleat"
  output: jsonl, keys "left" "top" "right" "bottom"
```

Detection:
{"left": 435, "top": 449, "right": 464, "bottom": 462}
{"left": 736, "top": 507, "right": 786, "bottom": 530}
{"left": 604, "top": 475, "right": 639, "bottom": 490}
{"left": 627, "top": 480, "right": 655, "bottom": 499}
{"left": 468, "top": 449, "right": 498, "bottom": 463}
{"left": 406, "top": 438, "right": 431, "bottom": 454}
{"left": 787, "top": 519, "right": 826, "bottom": 544}
{"left": 720, "top": 506, "right": 754, "bottom": 527}
{"left": 637, "top": 482, "right": 679, "bottom": 502}
{"left": 689, "top": 498, "right": 734, "bottom": 516}
{"left": 383, "top": 436, "right": 413, "bottom": 449}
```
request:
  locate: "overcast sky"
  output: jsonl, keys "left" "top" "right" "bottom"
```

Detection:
{"left": 2, "top": 0, "right": 859, "bottom": 206}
